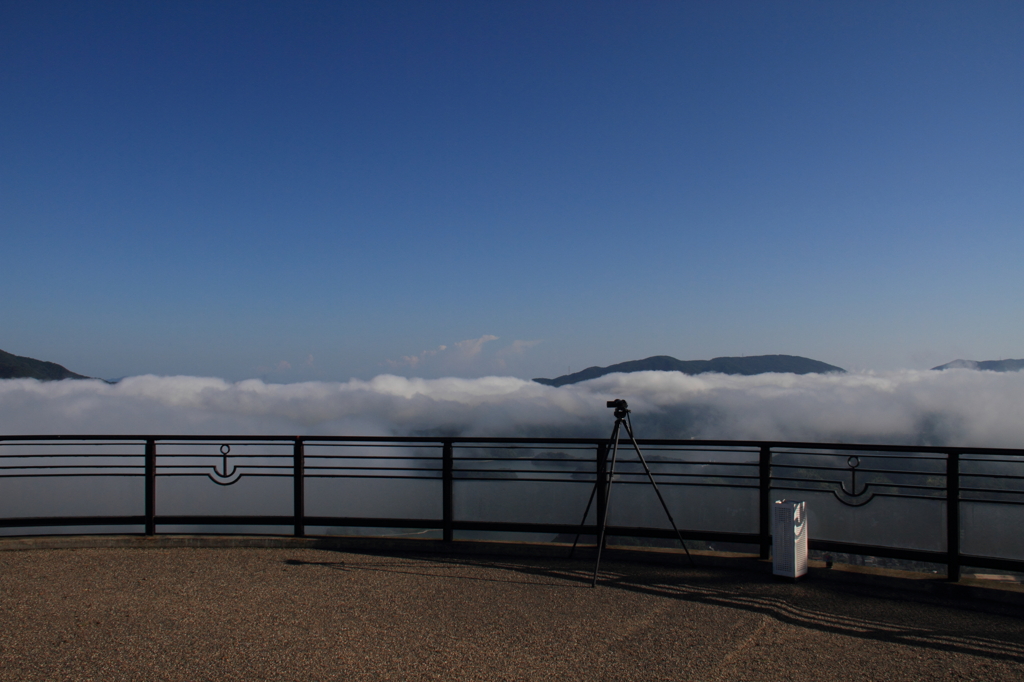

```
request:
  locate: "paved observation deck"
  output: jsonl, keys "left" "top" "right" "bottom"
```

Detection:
{"left": 1, "top": 537, "right": 1023, "bottom": 681}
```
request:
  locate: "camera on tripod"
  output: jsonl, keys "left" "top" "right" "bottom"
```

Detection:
{"left": 606, "top": 399, "right": 629, "bottom": 417}
{"left": 572, "top": 397, "right": 693, "bottom": 586}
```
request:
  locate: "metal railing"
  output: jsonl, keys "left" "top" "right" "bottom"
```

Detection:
{"left": 2, "top": 434, "right": 1024, "bottom": 581}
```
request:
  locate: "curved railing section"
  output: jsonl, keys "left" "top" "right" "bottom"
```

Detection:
{"left": 2, "top": 434, "right": 1023, "bottom": 581}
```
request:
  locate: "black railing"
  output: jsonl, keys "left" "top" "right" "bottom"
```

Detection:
{"left": 2, "top": 434, "right": 1024, "bottom": 581}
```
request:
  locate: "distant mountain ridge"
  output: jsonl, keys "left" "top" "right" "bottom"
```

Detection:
{"left": 932, "top": 359, "right": 1024, "bottom": 372}
{"left": 0, "top": 349, "right": 89, "bottom": 381}
{"left": 533, "top": 354, "right": 845, "bottom": 387}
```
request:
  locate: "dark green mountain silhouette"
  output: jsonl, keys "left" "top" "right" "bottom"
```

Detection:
{"left": 932, "top": 359, "right": 1024, "bottom": 372}
{"left": 533, "top": 354, "right": 845, "bottom": 387}
{"left": 0, "top": 348, "right": 89, "bottom": 381}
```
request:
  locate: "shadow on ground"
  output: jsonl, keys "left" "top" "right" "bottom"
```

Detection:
{"left": 285, "top": 551, "right": 1024, "bottom": 665}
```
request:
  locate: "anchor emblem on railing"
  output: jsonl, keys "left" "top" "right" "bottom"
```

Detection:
{"left": 833, "top": 456, "right": 874, "bottom": 506}
{"left": 208, "top": 444, "right": 243, "bottom": 485}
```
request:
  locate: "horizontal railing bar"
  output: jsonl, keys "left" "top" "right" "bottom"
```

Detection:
{"left": 0, "top": 515, "right": 146, "bottom": 528}
{"left": 157, "top": 462, "right": 296, "bottom": 466}
{"left": 277, "top": 465, "right": 438, "bottom": 471}
{"left": 0, "top": 476, "right": 958, "bottom": 489}
{"left": 0, "top": 458, "right": 290, "bottom": 464}
{"left": 153, "top": 515, "right": 298, "bottom": 526}
{"left": 0, "top": 474, "right": 1006, "bottom": 486}
{"left": 770, "top": 486, "right": 944, "bottom": 500}
{"left": 152, "top": 442, "right": 297, "bottom": 447}
{"left": 959, "top": 554, "right": 1024, "bottom": 572}
{"left": 442, "top": 520, "right": 762, "bottom": 544}
{"left": 962, "top": 489, "right": 1024, "bottom": 497}
{"left": 0, "top": 442, "right": 146, "bottom": 447}
{"left": 452, "top": 478, "right": 757, "bottom": 488}
{"left": 590, "top": 461, "right": 758, "bottom": 467}
{"left": 306, "top": 468, "right": 442, "bottom": 473}
{"left": 557, "top": 468, "right": 758, "bottom": 475}
{"left": 0, "top": 473, "right": 146, "bottom": 478}
{"left": 155, "top": 473, "right": 291, "bottom": 478}
{"left": 456, "top": 477, "right": 593, "bottom": 483}
{"left": 771, "top": 464, "right": 946, "bottom": 475}
{"left": 452, "top": 466, "right": 598, "bottom": 473}
{"left": 265, "top": 516, "right": 441, "bottom": 529}
{"left": 3, "top": 434, "right": 1023, "bottom": 456}
{"left": 304, "top": 467, "right": 440, "bottom": 473}
{"left": 451, "top": 445, "right": 599, "bottom": 451}
{"left": 607, "top": 476, "right": 760, "bottom": 484}
{"left": 772, "top": 452, "right": 949, "bottom": 460}
{"left": 307, "top": 440, "right": 444, "bottom": 446}
{"left": 0, "top": 462, "right": 143, "bottom": 468}
{"left": 305, "top": 455, "right": 443, "bottom": 460}
{"left": 449, "top": 457, "right": 747, "bottom": 463}
{"left": 0, "top": 515, "right": 756, "bottom": 542}
{"left": 0, "top": 461, "right": 285, "bottom": 467}
{"left": 153, "top": 450, "right": 296, "bottom": 456}
{"left": 0, "top": 450, "right": 144, "bottom": 456}
{"left": 304, "top": 474, "right": 442, "bottom": 480}
{"left": 453, "top": 458, "right": 757, "bottom": 467}
{"left": 451, "top": 477, "right": 759, "bottom": 485}
{"left": 454, "top": 458, "right": 595, "bottom": 463}
{"left": 770, "top": 479, "right": 945, "bottom": 491}
{"left": 961, "top": 485, "right": 1024, "bottom": 492}
{"left": 616, "top": 446, "right": 760, "bottom": 451}
{"left": 451, "top": 466, "right": 757, "bottom": 477}
{"left": 153, "top": 473, "right": 294, "bottom": 477}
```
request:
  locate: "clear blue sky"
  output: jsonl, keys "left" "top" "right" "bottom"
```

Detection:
{"left": 2, "top": 1, "right": 1021, "bottom": 381}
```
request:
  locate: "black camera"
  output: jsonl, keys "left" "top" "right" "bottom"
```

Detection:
{"left": 606, "top": 399, "right": 628, "bottom": 409}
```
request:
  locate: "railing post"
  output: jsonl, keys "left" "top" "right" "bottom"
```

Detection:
{"left": 759, "top": 445, "right": 771, "bottom": 560}
{"left": 294, "top": 438, "right": 305, "bottom": 537}
{"left": 145, "top": 439, "right": 156, "bottom": 536}
{"left": 442, "top": 441, "right": 454, "bottom": 542}
{"left": 947, "top": 451, "right": 961, "bottom": 581}
{"left": 595, "top": 443, "right": 608, "bottom": 544}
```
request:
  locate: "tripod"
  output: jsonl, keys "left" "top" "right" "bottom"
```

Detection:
{"left": 570, "top": 399, "right": 694, "bottom": 587}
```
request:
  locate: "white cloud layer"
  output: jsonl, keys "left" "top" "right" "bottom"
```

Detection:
{"left": 2, "top": 369, "right": 1023, "bottom": 448}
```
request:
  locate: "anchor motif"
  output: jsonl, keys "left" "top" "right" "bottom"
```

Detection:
{"left": 832, "top": 456, "right": 875, "bottom": 506}
{"left": 208, "top": 444, "right": 243, "bottom": 485}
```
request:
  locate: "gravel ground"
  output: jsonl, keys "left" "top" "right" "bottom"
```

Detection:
{"left": 1, "top": 547, "right": 1022, "bottom": 681}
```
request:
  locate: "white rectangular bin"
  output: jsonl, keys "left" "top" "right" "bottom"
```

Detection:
{"left": 773, "top": 500, "right": 808, "bottom": 578}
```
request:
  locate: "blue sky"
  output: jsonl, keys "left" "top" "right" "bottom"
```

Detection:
{"left": 2, "top": 1, "right": 1022, "bottom": 382}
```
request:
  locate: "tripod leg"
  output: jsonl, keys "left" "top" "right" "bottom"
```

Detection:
{"left": 592, "top": 420, "right": 622, "bottom": 587}
{"left": 622, "top": 415, "right": 695, "bottom": 566}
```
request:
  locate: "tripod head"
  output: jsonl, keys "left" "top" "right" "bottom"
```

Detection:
{"left": 606, "top": 399, "right": 630, "bottom": 420}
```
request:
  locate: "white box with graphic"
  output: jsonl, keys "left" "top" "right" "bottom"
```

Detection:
{"left": 773, "top": 500, "right": 808, "bottom": 578}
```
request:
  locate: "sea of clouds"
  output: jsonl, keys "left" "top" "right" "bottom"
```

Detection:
{"left": 2, "top": 369, "right": 1023, "bottom": 448}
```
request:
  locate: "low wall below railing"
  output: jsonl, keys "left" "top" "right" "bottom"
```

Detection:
{"left": 3, "top": 434, "right": 1024, "bottom": 581}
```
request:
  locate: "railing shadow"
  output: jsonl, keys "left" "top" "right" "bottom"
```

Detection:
{"left": 284, "top": 551, "right": 1024, "bottom": 664}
